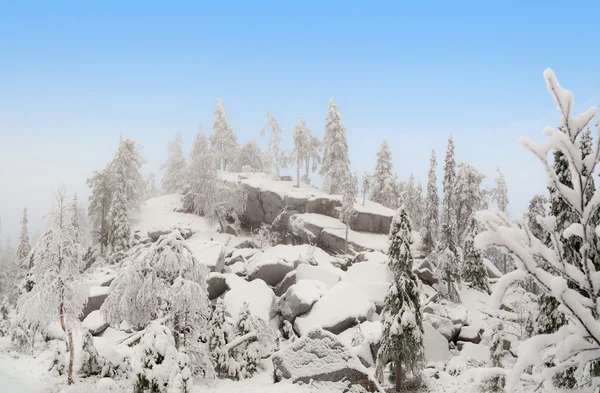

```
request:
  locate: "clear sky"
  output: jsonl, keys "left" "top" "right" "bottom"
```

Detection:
{"left": 1, "top": 1, "right": 599, "bottom": 244}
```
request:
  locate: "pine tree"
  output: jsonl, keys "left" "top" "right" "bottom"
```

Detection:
{"left": 232, "top": 302, "right": 261, "bottom": 380}
{"left": 210, "top": 99, "right": 238, "bottom": 171}
{"left": 320, "top": 98, "right": 350, "bottom": 195}
{"left": 462, "top": 217, "right": 489, "bottom": 293}
{"left": 527, "top": 194, "right": 547, "bottom": 242}
{"left": 109, "top": 136, "right": 146, "bottom": 210}
{"left": 292, "top": 117, "right": 309, "bottom": 187}
{"left": 107, "top": 187, "right": 131, "bottom": 254}
{"left": 161, "top": 133, "right": 188, "bottom": 194}
{"left": 376, "top": 207, "right": 424, "bottom": 390}
{"left": 87, "top": 166, "right": 113, "bottom": 254}
{"left": 454, "top": 163, "right": 487, "bottom": 242}
{"left": 361, "top": 172, "right": 371, "bottom": 206}
{"left": 145, "top": 172, "right": 159, "bottom": 199}
{"left": 422, "top": 149, "right": 439, "bottom": 254}
{"left": 261, "top": 110, "right": 287, "bottom": 176}
{"left": 16, "top": 186, "right": 87, "bottom": 385}
{"left": 481, "top": 323, "right": 507, "bottom": 392}
{"left": 340, "top": 172, "right": 358, "bottom": 254}
{"left": 370, "top": 140, "right": 397, "bottom": 207}
{"left": 236, "top": 140, "right": 270, "bottom": 173}
{"left": 16, "top": 207, "right": 30, "bottom": 269}
{"left": 303, "top": 132, "right": 322, "bottom": 184}
{"left": 413, "top": 181, "right": 424, "bottom": 231}
{"left": 441, "top": 135, "right": 457, "bottom": 247}
{"left": 207, "top": 300, "right": 232, "bottom": 378}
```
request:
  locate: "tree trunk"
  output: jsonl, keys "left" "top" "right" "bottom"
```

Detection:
{"left": 503, "top": 254, "right": 507, "bottom": 274}
{"left": 447, "top": 271, "right": 452, "bottom": 296}
{"left": 345, "top": 225, "right": 349, "bottom": 255}
{"left": 67, "top": 331, "right": 74, "bottom": 385}
{"left": 305, "top": 157, "right": 310, "bottom": 183}
{"left": 59, "top": 302, "right": 69, "bottom": 352}
{"left": 297, "top": 158, "right": 300, "bottom": 188}
{"left": 363, "top": 193, "right": 366, "bottom": 206}
{"left": 395, "top": 359, "right": 403, "bottom": 391}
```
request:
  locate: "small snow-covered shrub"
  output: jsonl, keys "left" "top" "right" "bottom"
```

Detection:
{"left": 79, "top": 329, "right": 104, "bottom": 377}
{"left": 132, "top": 323, "right": 191, "bottom": 393}
{"left": 229, "top": 302, "right": 261, "bottom": 380}
{"left": 96, "top": 378, "right": 118, "bottom": 393}
{"left": 101, "top": 351, "right": 131, "bottom": 379}
{"left": 49, "top": 345, "right": 67, "bottom": 376}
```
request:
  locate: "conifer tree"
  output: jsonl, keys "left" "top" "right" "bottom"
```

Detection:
{"left": 370, "top": 140, "right": 397, "bottom": 207}
{"left": 16, "top": 207, "right": 30, "bottom": 269}
{"left": 320, "top": 98, "right": 350, "bottom": 195}
{"left": 303, "top": 132, "right": 321, "bottom": 184}
{"left": 340, "top": 172, "right": 358, "bottom": 254}
{"left": 454, "top": 163, "right": 487, "bottom": 242}
{"left": 145, "top": 172, "right": 159, "bottom": 199}
{"left": 211, "top": 99, "right": 238, "bottom": 171}
{"left": 376, "top": 207, "right": 424, "bottom": 390}
{"left": 292, "top": 117, "right": 309, "bottom": 187}
{"left": 87, "top": 166, "right": 113, "bottom": 254}
{"left": 236, "top": 140, "right": 270, "bottom": 173}
{"left": 109, "top": 137, "right": 146, "bottom": 210}
{"left": 107, "top": 187, "right": 131, "bottom": 254}
{"left": 462, "top": 217, "right": 489, "bottom": 293}
{"left": 361, "top": 172, "right": 371, "bottom": 206}
{"left": 413, "top": 181, "right": 424, "bottom": 231}
{"left": 79, "top": 329, "right": 104, "bottom": 377}
{"left": 422, "top": 149, "right": 439, "bottom": 254}
{"left": 207, "top": 300, "right": 232, "bottom": 378}
{"left": 261, "top": 110, "right": 287, "bottom": 176}
{"left": 482, "top": 323, "right": 507, "bottom": 392}
{"left": 232, "top": 302, "right": 261, "bottom": 380}
{"left": 161, "top": 133, "right": 187, "bottom": 194}
{"left": 441, "top": 135, "right": 457, "bottom": 247}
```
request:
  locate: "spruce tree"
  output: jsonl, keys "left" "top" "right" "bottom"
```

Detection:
{"left": 232, "top": 302, "right": 260, "bottom": 380}
{"left": 107, "top": 187, "right": 131, "bottom": 254}
{"left": 109, "top": 137, "right": 146, "bottom": 210}
{"left": 454, "top": 163, "right": 487, "bottom": 242}
{"left": 292, "top": 117, "right": 309, "bottom": 187}
{"left": 16, "top": 207, "right": 30, "bottom": 269}
{"left": 86, "top": 166, "right": 113, "bottom": 254}
{"left": 370, "top": 140, "right": 397, "bottom": 207}
{"left": 421, "top": 149, "right": 439, "bottom": 254}
{"left": 261, "top": 110, "right": 287, "bottom": 176}
{"left": 441, "top": 135, "right": 457, "bottom": 247}
{"left": 236, "top": 140, "right": 270, "bottom": 173}
{"left": 462, "top": 217, "right": 489, "bottom": 293}
{"left": 340, "top": 172, "right": 358, "bottom": 254}
{"left": 361, "top": 172, "right": 371, "bottom": 206}
{"left": 304, "top": 132, "right": 321, "bottom": 184}
{"left": 413, "top": 181, "right": 424, "bottom": 231}
{"left": 161, "top": 133, "right": 188, "bottom": 194}
{"left": 320, "top": 98, "right": 350, "bottom": 195}
{"left": 376, "top": 207, "right": 424, "bottom": 390}
{"left": 207, "top": 300, "right": 232, "bottom": 378}
{"left": 211, "top": 99, "right": 238, "bottom": 171}
{"left": 482, "top": 323, "right": 507, "bottom": 392}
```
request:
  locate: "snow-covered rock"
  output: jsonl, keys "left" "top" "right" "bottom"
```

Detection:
{"left": 355, "top": 251, "right": 388, "bottom": 264}
{"left": 96, "top": 378, "right": 118, "bottom": 393}
{"left": 82, "top": 310, "right": 109, "bottom": 336}
{"left": 483, "top": 258, "right": 502, "bottom": 279}
{"left": 274, "top": 270, "right": 296, "bottom": 296}
{"left": 295, "top": 264, "right": 342, "bottom": 289}
{"left": 223, "top": 277, "right": 275, "bottom": 322}
{"left": 246, "top": 253, "right": 294, "bottom": 286}
{"left": 423, "top": 321, "right": 452, "bottom": 363}
{"left": 457, "top": 325, "right": 484, "bottom": 344}
{"left": 272, "top": 328, "right": 380, "bottom": 392}
{"left": 294, "top": 282, "right": 376, "bottom": 336}
{"left": 423, "top": 314, "right": 459, "bottom": 342}
{"left": 207, "top": 273, "right": 228, "bottom": 300}
{"left": 81, "top": 287, "right": 110, "bottom": 320}
{"left": 448, "top": 304, "right": 469, "bottom": 325}
{"left": 278, "top": 280, "right": 327, "bottom": 322}
{"left": 459, "top": 342, "right": 490, "bottom": 364}
{"left": 342, "top": 262, "right": 392, "bottom": 309}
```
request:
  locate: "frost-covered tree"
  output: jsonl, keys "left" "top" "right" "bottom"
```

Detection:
{"left": 475, "top": 69, "right": 600, "bottom": 393}
{"left": 370, "top": 140, "right": 397, "bottom": 208}
{"left": 133, "top": 322, "right": 192, "bottom": 393}
{"left": 441, "top": 135, "right": 458, "bottom": 246}
{"left": 207, "top": 300, "right": 232, "bottom": 378}
{"left": 79, "top": 329, "right": 104, "bottom": 377}
{"left": 236, "top": 140, "right": 270, "bottom": 173}
{"left": 490, "top": 168, "right": 509, "bottom": 214}
{"left": 261, "top": 110, "right": 287, "bottom": 176}
{"left": 320, "top": 98, "right": 350, "bottom": 195}
{"left": 231, "top": 302, "right": 261, "bottom": 380}
{"left": 413, "top": 181, "right": 424, "bottom": 231}
{"left": 481, "top": 323, "right": 508, "bottom": 392}
{"left": 303, "top": 132, "right": 322, "bottom": 184}
{"left": 527, "top": 194, "right": 548, "bottom": 242}
{"left": 462, "top": 217, "right": 489, "bottom": 293}
{"left": 361, "top": 172, "right": 371, "bottom": 206}
{"left": 340, "top": 172, "right": 358, "bottom": 254}
{"left": 454, "top": 163, "right": 487, "bottom": 242}
{"left": 16, "top": 207, "right": 30, "bottom": 269}
{"left": 87, "top": 166, "right": 113, "bottom": 254}
{"left": 145, "top": 172, "right": 159, "bottom": 200}
{"left": 211, "top": 99, "right": 238, "bottom": 171}
{"left": 107, "top": 187, "right": 131, "bottom": 254}
{"left": 109, "top": 136, "right": 146, "bottom": 210}
{"left": 161, "top": 133, "right": 187, "bottom": 194}
{"left": 16, "top": 186, "right": 87, "bottom": 385}
{"left": 292, "top": 117, "right": 309, "bottom": 187}
{"left": 436, "top": 223, "right": 461, "bottom": 301}
{"left": 376, "top": 207, "right": 424, "bottom": 390}
{"left": 422, "top": 149, "right": 439, "bottom": 254}
{"left": 102, "top": 231, "right": 211, "bottom": 374}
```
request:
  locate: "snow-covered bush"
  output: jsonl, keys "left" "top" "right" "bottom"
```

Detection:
{"left": 231, "top": 302, "right": 261, "bottom": 380}
{"left": 49, "top": 345, "right": 67, "bottom": 376}
{"left": 462, "top": 217, "right": 490, "bottom": 293}
{"left": 79, "top": 329, "right": 104, "bottom": 377}
{"left": 132, "top": 323, "right": 191, "bottom": 393}
{"left": 475, "top": 69, "right": 600, "bottom": 392}
{"left": 206, "top": 299, "right": 232, "bottom": 378}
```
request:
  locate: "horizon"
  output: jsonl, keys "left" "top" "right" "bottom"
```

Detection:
{"left": 1, "top": 2, "right": 600, "bottom": 243}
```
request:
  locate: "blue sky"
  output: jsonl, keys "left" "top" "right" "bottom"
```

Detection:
{"left": 1, "top": 1, "right": 599, "bottom": 242}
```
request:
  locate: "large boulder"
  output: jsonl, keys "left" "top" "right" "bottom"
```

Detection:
{"left": 295, "top": 264, "right": 342, "bottom": 288}
{"left": 423, "top": 314, "right": 460, "bottom": 342}
{"left": 342, "top": 262, "right": 392, "bottom": 310}
{"left": 294, "top": 282, "right": 376, "bottom": 336}
{"left": 246, "top": 253, "right": 294, "bottom": 286}
{"left": 81, "top": 287, "right": 110, "bottom": 320}
{"left": 275, "top": 271, "right": 297, "bottom": 296}
{"left": 272, "top": 328, "right": 380, "bottom": 392}
{"left": 223, "top": 277, "right": 276, "bottom": 322}
{"left": 278, "top": 280, "right": 327, "bottom": 322}
{"left": 423, "top": 321, "right": 452, "bottom": 363}
{"left": 207, "top": 273, "right": 228, "bottom": 300}
{"left": 414, "top": 267, "right": 439, "bottom": 286}
{"left": 82, "top": 310, "right": 109, "bottom": 336}
{"left": 458, "top": 326, "right": 484, "bottom": 344}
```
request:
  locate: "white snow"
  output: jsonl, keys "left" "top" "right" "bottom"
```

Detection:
{"left": 223, "top": 278, "right": 275, "bottom": 322}
{"left": 342, "top": 262, "right": 392, "bottom": 306}
{"left": 423, "top": 321, "right": 452, "bottom": 363}
{"left": 82, "top": 310, "right": 108, "bottom": 332}
{"left": 295, "top": 264, "right": 342, "bottom": 288}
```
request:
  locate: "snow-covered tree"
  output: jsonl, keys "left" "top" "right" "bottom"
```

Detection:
{"left": 436, "top": 222, "right": 462, "bottom": 301}
{"left": 303, "top": 131, "right": 321, "bottom": 184}
{"left": 102, "top": 231, "right": 211, "bottom": 373}
{"left": 413, "top": 181, "right": 424, "bottom": 231}
{"left": 161, "top": 133, "right": 187, "bottom": 194}
{"left": 236, "top": 140, "right": 271, "bottom": 173}
{"left": 87, "top": 166, "right": 113, "bottom": 254}
{"left": 475, "top": 69, "right": 600, "bottom": 393}
{"left": 16, "top": 186, "right": 87, "bottom": 385}
{"left": 107, "top": 187, "right": 131, "bottom": 254}
{"left": 340, "top": 172, "right": 358, "bottom": 254}
{"left": 132, "top": 322, "right": 192, "bottom": 393}
{"left": 109, "top": 136, "right": 146, "bottom": 210}
{"left": 361, "top": 172, "right": 371, "bottom": 206}
{"left": 441, "top": 135, "right": 458, "bottom": 247}
{"left": 292, "top": 117, "right": 309, "bottom": 187}
{"left": 376, "top": 207, "right": 424, "bottom": 390}
{"left": 422, "top": 149, "right": 439, "bottom": 254}
{"left": 481, "top": 323, "right": 508, "bottom": 392}
{"left": 370, "top": 140, "right": 397, "bottom": 208}
{"left": 320, "top": 98, "right": 350, "bottom": 195}
{"left": 261, "top": 110, "right": 287, "bottom": 176}
{"left": 79, "top": 329, "right": 104, "bottom": 377}
{"left": 454, "top": 163, "right": 487, "bottom": 242}
{"left": 207, "top": 300, "right": 232, "bottom": 378}
{"left": 16, "top": 207, "right": 30, "bottom": 269}
{"left": 145, "top": 172, "right": 159, "bottom": 200}
{"left": 211, "top": 99, "right": 238, "bottom": 171}
{"left": 490, "top": 168, "right": 509, "bottom": 214}
{"left": 462, "top": 217, "right": 489, "bottom": 293}
{"left": 527, "top": 194, "right": 548, "bottom": 242}
{"left": 231, "top": 302, "right": 261, "bottom": 380}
